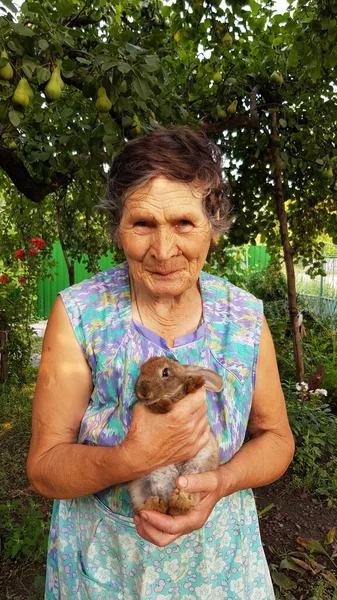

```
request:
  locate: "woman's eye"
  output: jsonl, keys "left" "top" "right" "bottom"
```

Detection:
{"left": 134, "top": 221, "right": 152, "bottom": 228}
{"left": 176, "top": 220, "right": 193, "bottom": 228}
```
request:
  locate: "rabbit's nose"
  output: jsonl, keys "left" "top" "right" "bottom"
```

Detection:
{"left": 138, "top": 381, "right": 153, "bottom": 399}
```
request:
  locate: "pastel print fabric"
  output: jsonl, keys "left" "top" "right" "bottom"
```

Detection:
{"left": 45, "top": 262, "right": 275, "bottom": 599}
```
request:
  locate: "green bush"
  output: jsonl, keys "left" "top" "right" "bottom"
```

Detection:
{"left": 284, "top": 384, "right": 337, "bottom": 502}
{"left": 0, "top": 497, "right": 49, "bottom": 560}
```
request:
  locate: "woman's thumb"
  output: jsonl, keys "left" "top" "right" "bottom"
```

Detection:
{"left": 176, "top": 472, "right": 217, "bottom": 493}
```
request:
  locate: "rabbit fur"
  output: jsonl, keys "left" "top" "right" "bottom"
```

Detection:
{"left": 127, "top": 357, "right": 223, "bottom": 516}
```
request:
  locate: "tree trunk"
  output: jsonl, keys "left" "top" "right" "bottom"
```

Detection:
{"left": 0, "top": 330, "right": 9, "bottom": 383}
{"left": 53, "top": 192, "right": 75, "bottom": 287}
{"left": 270, "top": 111, "right": 305, "bottom": 383}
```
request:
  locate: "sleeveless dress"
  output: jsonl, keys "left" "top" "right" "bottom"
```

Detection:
{"left": 45, "top": 261, "right": 275, "bottom": 600}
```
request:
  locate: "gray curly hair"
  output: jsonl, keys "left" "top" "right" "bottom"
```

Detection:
{"left": 101, "top": 125, "right": 232, "bottom": 243}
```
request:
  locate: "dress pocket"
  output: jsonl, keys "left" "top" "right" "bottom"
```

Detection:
{"left": 76, "top": 559, "right": 124, "bottom": 600}
{"left": 74, "top": 495, "right": 136, "bottom": 598}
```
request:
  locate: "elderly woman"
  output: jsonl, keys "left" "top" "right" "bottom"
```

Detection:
{"left": 27, "top": 125, "right": 294, "bottom": 600}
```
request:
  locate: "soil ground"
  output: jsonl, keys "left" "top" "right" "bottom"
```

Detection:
{"left": 1, "top": 476, "right": 337, "bottom": 599}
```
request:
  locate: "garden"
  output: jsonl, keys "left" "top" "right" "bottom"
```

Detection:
{"left": 1, "top": 0, "right": 337, "bottom": 598}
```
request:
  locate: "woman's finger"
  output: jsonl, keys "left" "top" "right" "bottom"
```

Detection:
{"left": 176, "top": 470, "right": 220, "bottom": 495}
{"left": 134, "top": 514, "right": 180, "bottom": 547}
{"left": 138, "top": 509, "right": 198, "bottom": 537}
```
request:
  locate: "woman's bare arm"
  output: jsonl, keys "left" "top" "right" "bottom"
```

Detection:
{"left": 26, "top": 296, "right": 211, "bottom": 499}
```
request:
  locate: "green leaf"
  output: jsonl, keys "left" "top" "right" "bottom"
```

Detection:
{"left": 22, "top": 64, "right": 33, "bottom": 79}
{"left": 11, "top": 22, "right": 36, "bottom": 37}
{"left": 76, "top": 57, "right": 91, "bottom": 65}
{"left": 36, "top": 66, "right": 51, "bottom": 85}
{"left": 38, "top": 39, "right": 49, "bottom": 51}
{"left": 257, "top": 503, "right": 275, "bottom": 517}
{"left": 279, "top": 119, "right": 287, "bottom": 128}
{"left": 324, "top": 527, "right": 336, "bottom": 546}
{"left": 8, "top": 109, "right": 21, "bottom": 128}
{"left": 271, "top": 571, "right": 296, "bottom": 590}
{"left": 280, "top": 556, "right": 304, "bottom": 573}
{"left": 132, "top": 75, "right": 151, "bottom": 100}
{"left": 143, "top": 55, "right": 161, "bottom": 72}
{"left": 125, "top": 42, "right": 144, "bottom": 55}
{"left": 1, "top": 0, "right": 17, "bottom": 12}
{"left": 117, "top": 62, "right": 131, "bottom": 74}
{"left": 103, "top": 117, "right": 119, "bottom": 135}
{"left": 296, "top": 537, "right": 326, "bottom": 554}
{"left": 101, "top": 61, "right": 117, "bottom": 72}
{"left": 7, "top": 39, "right": 24, "bottom": 55}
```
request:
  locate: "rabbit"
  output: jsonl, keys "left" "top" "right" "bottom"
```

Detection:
{"left": 127, "top": 357, "right": 224, "bottom": 516}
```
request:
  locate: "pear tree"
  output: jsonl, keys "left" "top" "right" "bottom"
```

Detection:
{"left": 0, "top": 0, "right": 337, "bottom": 380}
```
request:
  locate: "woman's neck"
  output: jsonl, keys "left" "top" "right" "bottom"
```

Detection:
{"left": 130, "top": 279, "right": 203, "bottom": 347}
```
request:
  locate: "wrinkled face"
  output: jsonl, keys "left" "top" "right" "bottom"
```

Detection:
{"left": 118, "top": 176, "right": 213, "bottom": 298}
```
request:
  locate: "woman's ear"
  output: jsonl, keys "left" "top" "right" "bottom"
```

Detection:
{"left": 211, "top": 231, "right": 219, "bottom": 245}
{"left": 115, "top": 230, "right": 122, "bottom": 249}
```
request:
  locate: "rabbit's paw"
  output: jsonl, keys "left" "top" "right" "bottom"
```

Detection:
{"left": 167, "top": 489, "right": 199, "bottom": 516}
{"left": 139, "top": 496, "right": 168, "bottom": 513}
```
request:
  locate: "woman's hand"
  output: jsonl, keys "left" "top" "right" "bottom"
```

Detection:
{"left": 121, "top": 387, "right": 211, "bottom": 476}
{"left": 133, "top": 470, "right": 222, "bottom": 547}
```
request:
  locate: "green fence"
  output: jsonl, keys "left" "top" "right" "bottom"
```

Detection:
{"left": 36, "top": 243, "right": 270, "bottom": 319}
{"left": 36, "top": 243, "right": 117, "bottom": 318}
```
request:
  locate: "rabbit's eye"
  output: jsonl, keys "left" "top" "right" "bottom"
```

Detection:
{"left": 162, "top": 368, "right": 169, "bottom": 378}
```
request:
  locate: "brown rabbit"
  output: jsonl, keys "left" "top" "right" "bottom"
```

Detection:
{"left": 127, "top": 357, "right": 223, "bottom": 516}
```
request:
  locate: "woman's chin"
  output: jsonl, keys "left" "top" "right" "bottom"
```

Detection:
{"left": 144, "top": 272, "right": 193, "bottom": 297}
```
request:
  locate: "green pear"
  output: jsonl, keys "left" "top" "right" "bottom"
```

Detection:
{"left": 95, "top": 87, "right": 112, "bottom": 112}
{"left": 119, "top": 80, "right": 127, "bottom": 94}
{"left": 227, "top": 99, "right": 238, "bottom": 115}
{"left": 323, "top": 167, "right": 333, "bottom": 179}
{"left": 213, "top": 72, "right": 222, "bottom": 84}
{"left": 54, "top": 63, "right": 65, "bottom": 90}
{"left": 0, "top": 50, "right": 14, "bottom": 80}
{"left": 216, "top": 104, "right": 226, "bottom": 119}
{"left": 13, "top": 78, "right": 31, "bottom": 108}
{"left": 270, "top": 71, "right": 284, "bottom": 85}
{"left": 223, "top": 33, "right": 233, "bottom": 48}
{"left": 45, "top": 69, "right": 62, "bottom": 101}
{"left": 21, "top": 77, "right": 34, "bottom": 100}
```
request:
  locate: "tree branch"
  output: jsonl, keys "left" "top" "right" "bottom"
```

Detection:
{"left": 250, "top": 85, "right": 261, "bottom": 120}
{"left": 200, "top": 115, "right": 260, "bottom": 134}
{"left": 0, "top": 145, "right": 77, "bottom": 202}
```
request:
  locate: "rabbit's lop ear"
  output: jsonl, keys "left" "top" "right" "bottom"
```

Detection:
{"left": 185, "top": 366, "right": 223, "bottom": 392}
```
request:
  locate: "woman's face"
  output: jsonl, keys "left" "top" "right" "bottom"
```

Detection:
{"left": 118, "top": 176, "right": 213, "bottom": 299}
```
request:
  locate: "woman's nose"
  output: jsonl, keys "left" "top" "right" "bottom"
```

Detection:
{"left": 150, "top": 227, "right": 178, "bottom": 262}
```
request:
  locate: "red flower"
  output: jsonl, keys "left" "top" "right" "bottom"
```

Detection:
{"left": 28, "top": 248, "right": 39, "bottom": 257}
{"left": 0, "top": 274, "right": 10, "bottom": 284}
{"left": 18, "top": 277, "right": 26, "bottom": 285}
{"left": 31, "top": 237, "right": 46, "bottom": 249}
{"left": 15, "top": 249, "right": 25, "bottom": 260}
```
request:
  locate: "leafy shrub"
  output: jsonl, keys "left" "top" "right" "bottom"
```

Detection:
{"left": 0, "top": 497, "right": 49, "bottom": 560}
{"left": 0, "top": 235, "right": 54, "bottom": 382}
{"left": 285, "top": 384, "right": 337, "bottom": 502}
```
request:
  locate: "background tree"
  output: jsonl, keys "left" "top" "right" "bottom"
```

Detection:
{"left": 1, "top": 0, "right": 336, "bottom": 380}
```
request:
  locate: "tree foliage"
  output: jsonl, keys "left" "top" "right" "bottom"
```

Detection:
{"left": 0, "top": 0, "right": 336, "bottom": 273}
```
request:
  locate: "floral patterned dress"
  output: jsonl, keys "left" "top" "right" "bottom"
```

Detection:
{"left": 45, "top": 261, "right": 275, "bottom": 600}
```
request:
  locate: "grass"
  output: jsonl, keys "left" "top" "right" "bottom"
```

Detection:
{"left": 0, "top": 374, "right": 52, "bottom": 599}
